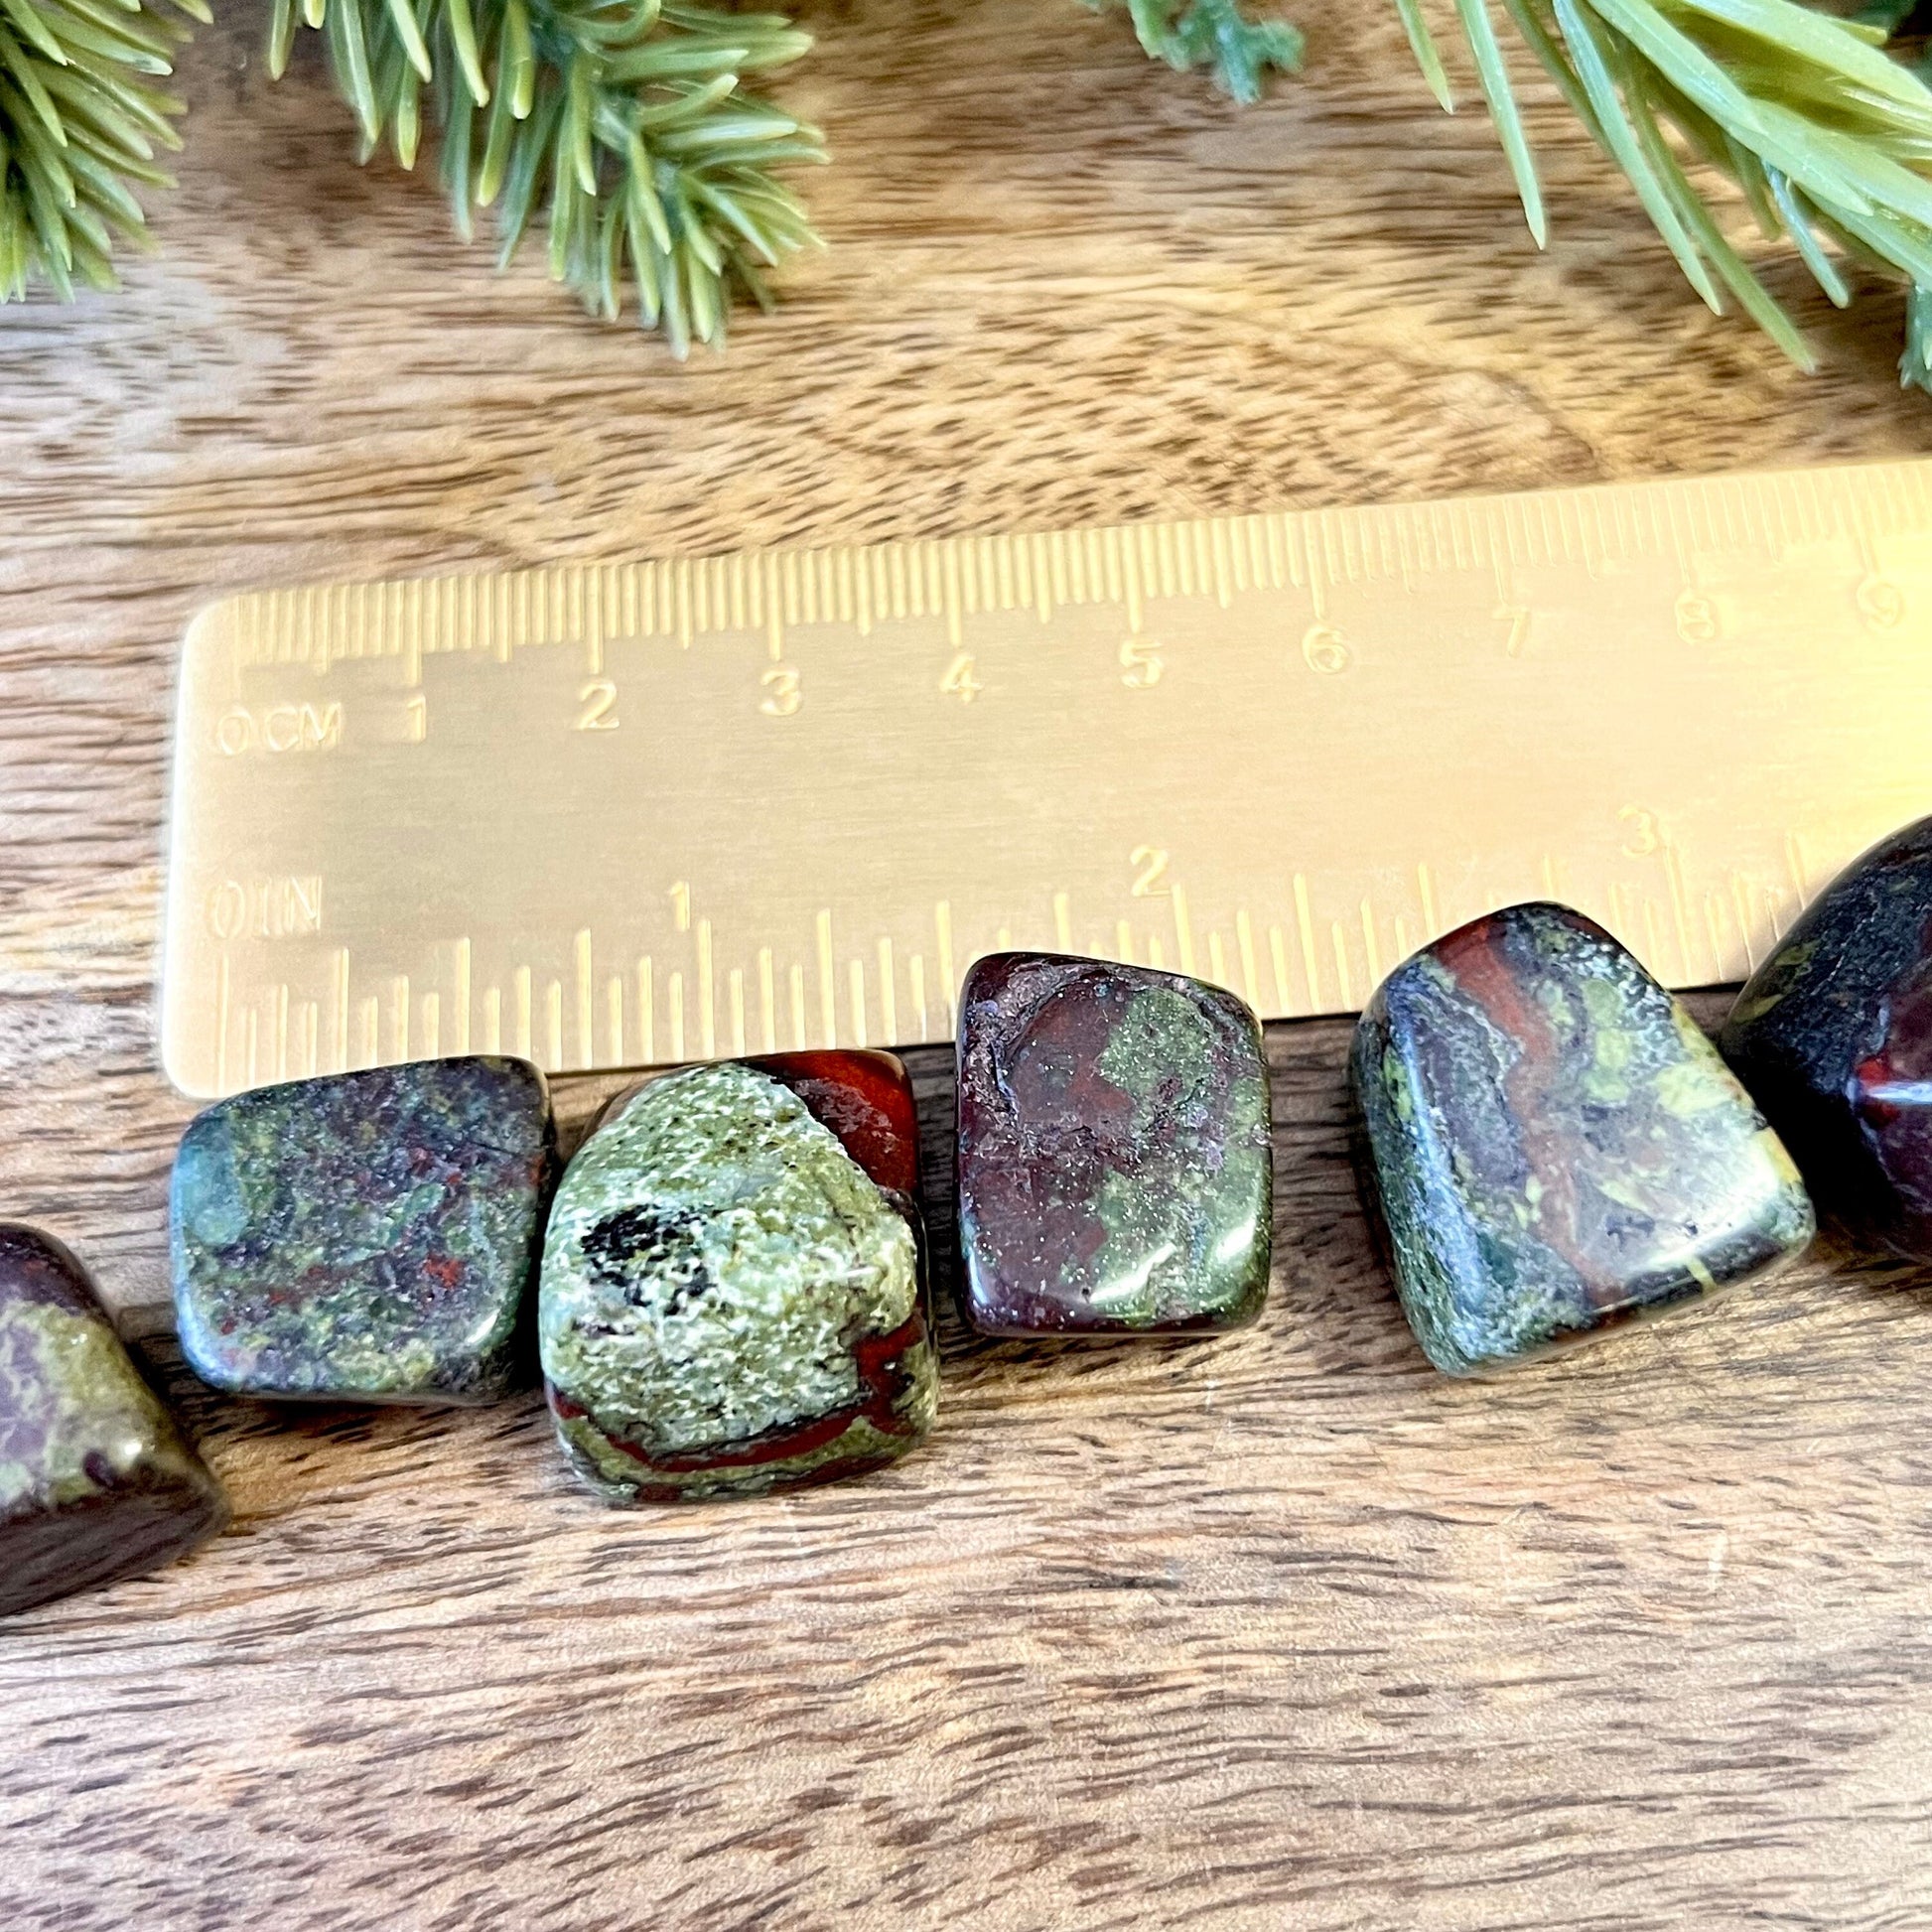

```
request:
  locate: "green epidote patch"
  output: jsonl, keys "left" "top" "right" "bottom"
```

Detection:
{"left": 171, "top": 1057, "right": 555, "bottom": 1405}
{"left": 0, "top": 1224, "right": 227, "bottom": 1617}
{"left": 538, "top": 1061, "right": 937, "bottom": 1503}
{"left": 1351, "top": 902, "right": 1814, "bottom": 1376}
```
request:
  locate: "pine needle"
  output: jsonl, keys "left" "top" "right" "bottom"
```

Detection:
{"left": 1448, "top": 0, "right": 1932, "bottom": 385}
{"left": 1099, "top": 0, "right": 1305, "bottom": 103}
{"left": 0, "top": 0, "right": 193, "bottom": 299}
{"left": 1105, "top": 0, "right": 1932, "bottom": 387}
{"left": 279, "top": 0, "right": 821, "bottom": 351}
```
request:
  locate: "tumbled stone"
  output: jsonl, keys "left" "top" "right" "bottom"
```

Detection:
{"left": 0, "top": 1224, "right": 227, "bottom": 1617}
{"left": 955, "top": 952, "right": 1272, "bottom": 1336}
{"left": 172, "top": 1057, "right": 555, "bottom": 1404}
{"left": 1722, "top": 814, "right": 1932, "bottom": 1261}
{"left": 539, "top": 1054, "right": 937, "bottom": 1503}
{"left": 1351, "top": 902, "right": 1814, "bottom": 1376}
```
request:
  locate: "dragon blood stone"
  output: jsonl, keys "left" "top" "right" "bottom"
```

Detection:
{"left": 1351, "top": 902, "right": 1814, "bottom": 1376}
{"left": 0, "top": 1224, "right": 227, "bottom": 1617}
{"left": 171, "top": 1057, "right": 555, "bottom": 1404}
{"left": 538, "top": 1052, "right": 937, "bottom": 1503}
{"left": 955, "top": 952, "right": 1273, "bottom": 1336}
{"left": 1721, "top": 814, "right": 1932, "bottom": 1261}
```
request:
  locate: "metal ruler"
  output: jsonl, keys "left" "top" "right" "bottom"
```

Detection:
{"left": 162, "top": 459, "right": 1932, "bottom": 1099}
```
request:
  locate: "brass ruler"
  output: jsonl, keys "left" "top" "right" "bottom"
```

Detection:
{"left": 163, "top": 459, "right": 1932, "bottom": 1099}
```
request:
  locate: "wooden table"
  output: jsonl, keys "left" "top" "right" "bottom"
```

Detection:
{"left": 5, "top": 3, "right": 1930, "bottom": 1925}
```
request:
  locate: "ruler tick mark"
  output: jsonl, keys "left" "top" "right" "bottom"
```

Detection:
{"left": 1329, "top": 921, "right": 1355, "bottom": 1009}
{"left": 817, "top": 911, "right": 837, "bottom": 1048}
{"left": 576, "top": 929, "right": 595, "bottom": 1069}
{"left": 878, "top": 937, "right": 897, "bottom": 1043}
{"left": 759, "top": 948, "right": 777, "bottom": 1053}
{"left": 698, "top": 920, "right": 716, "bottom": 1059}
{"left": 848, "top": 958, "right": 869, "bottom": 1048}
{"left": 1268, "top": 925, "right": 1291, "bottom": 1012}
{"left": 1294, "top": 875, "right": 1321, "bottom": 1009}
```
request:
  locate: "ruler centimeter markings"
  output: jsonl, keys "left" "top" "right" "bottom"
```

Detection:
{"left": 162, "top": 458, "right": 1932, "bottom": 1099}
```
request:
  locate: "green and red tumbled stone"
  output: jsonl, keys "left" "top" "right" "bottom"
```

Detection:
{"left": 171, "top": 1056, "right": 556, "bottom": 1404}
{"left": 955, "top": 952, "right": 1273, "bottom": 1336}
{"left": 1721, "top": 815, "right": 1932, "bottom": 1262}
{"left": 538, "top": 1051, "right": 937, "bottom": 1504}
{"left": 0, "top": 1224, "right": 227, "bottom": 1617}
{"left": 1351, "top": 902, "right": 1815, "bottom": 1376}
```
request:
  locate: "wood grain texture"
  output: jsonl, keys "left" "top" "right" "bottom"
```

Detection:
{"left": 4, "top": 0, "right": 1932, "bottom": 1924}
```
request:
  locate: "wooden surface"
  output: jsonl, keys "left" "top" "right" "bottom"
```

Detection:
{"left": 4, "top": 1, "right": 1932, "bottom": 1925}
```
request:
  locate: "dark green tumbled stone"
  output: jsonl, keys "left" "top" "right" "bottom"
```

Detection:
{"left": 539, "top": 1055, "right": 938, "bottom": 1504}
{"left": 1351, "top": 902, "right": 1815, "bottom": 1376}
{"left": 1, "top": 1224, "right": 227, "bottom": 1617}
{"left": 171, "top": 1057, "right": 555, "bottom": 1404}
{"left": 955, "top": 952, "right": 1273, "bottom": 1335}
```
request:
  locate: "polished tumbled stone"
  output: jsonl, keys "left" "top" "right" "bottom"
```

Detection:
{"left": 1351, "top": 902, "right": 1815, "bottom": 1376}
{"left": 1722, "top": 814, "right": 1932, "bottom": 1261}
{"left": 172, "top": 1057, "right": 555, "bottom": 1404}
{"left": 1, "top": 1224, "right": 227, "bottom": 1617}
{"left": 539, "top": 1054, "right": 938, "bottom": 1503}
{"left": 955, "top": 952, "right": 1272, "bottom": 1336}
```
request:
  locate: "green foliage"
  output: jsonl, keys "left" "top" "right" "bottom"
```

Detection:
{"left": 0, "top": 0, "right": 203, "bottom": 298}
{"left": 1103, "top": 0, "right": 1932, "bottom": 385}
{"left": 4, "top": 0, "right": 1932, "bottom": 388}
{"left": 1400, "top": 0, "right": 1932, "bottom": 387}
{"left": 273, "top": 0, "right": 822, "bottom": 351}
{"left": 1096, "top": 0, "right": 1304, "bottom": 102}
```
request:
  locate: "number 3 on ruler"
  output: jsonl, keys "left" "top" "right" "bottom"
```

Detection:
{"left": 760, "top": 665, "right": 802, "bottom": 716}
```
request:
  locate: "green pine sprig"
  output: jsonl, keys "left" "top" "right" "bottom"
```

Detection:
{"left": 1408, "top": 0, "right": 1932, "bottom": 386}
{"left": 1098, "top": 0, "right": 1306, "bottom": 103}
{"left": 1104, "top": 0, "right": 1932, "bottom": 387}
{"left": 0, "top": 0, "right": 202, "bottom": 298}
{"left": 273, "top": 0, "right": 824, "bottom": 351}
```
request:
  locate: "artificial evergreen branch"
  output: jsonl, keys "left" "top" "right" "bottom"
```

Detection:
{"left": 1404, "top": 0, "right": 1932, "bottom": 385}
{"left": 274, "top": 0, "right": 823, "bottom": 351}
{"left": 1097, "top": 0, "right": 1305, "bottom": 102}
{"left": 0, "top": 0, "right": 202, "bottom": 298}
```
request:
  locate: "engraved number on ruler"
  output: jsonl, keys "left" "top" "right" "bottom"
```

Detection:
{"left": 1130, "top": 845, "right": 1171, "bottom": 897}
{"left": 1619, "top": 806, "right": 1666, "bottom": 857}
{"left": 1119, "top": 637, "right": 1163, "bottom": 688}
{"left": 940, "top": 652, "right": 983, "bottom": 704}
{"left": 1674, "top": 591, "right": 1719, "bottom": 644}
{"left": 1301, "top": 623, "right": 1350, "bottom": 674}
{"left": 576, "top": 679, "right": 619, "bottom": 731}
{"left": 1859, "top": 574, "right": 1907, "bottom": 629}
{"left": 760, "top": 665, "right": 802, "bottom": 716}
